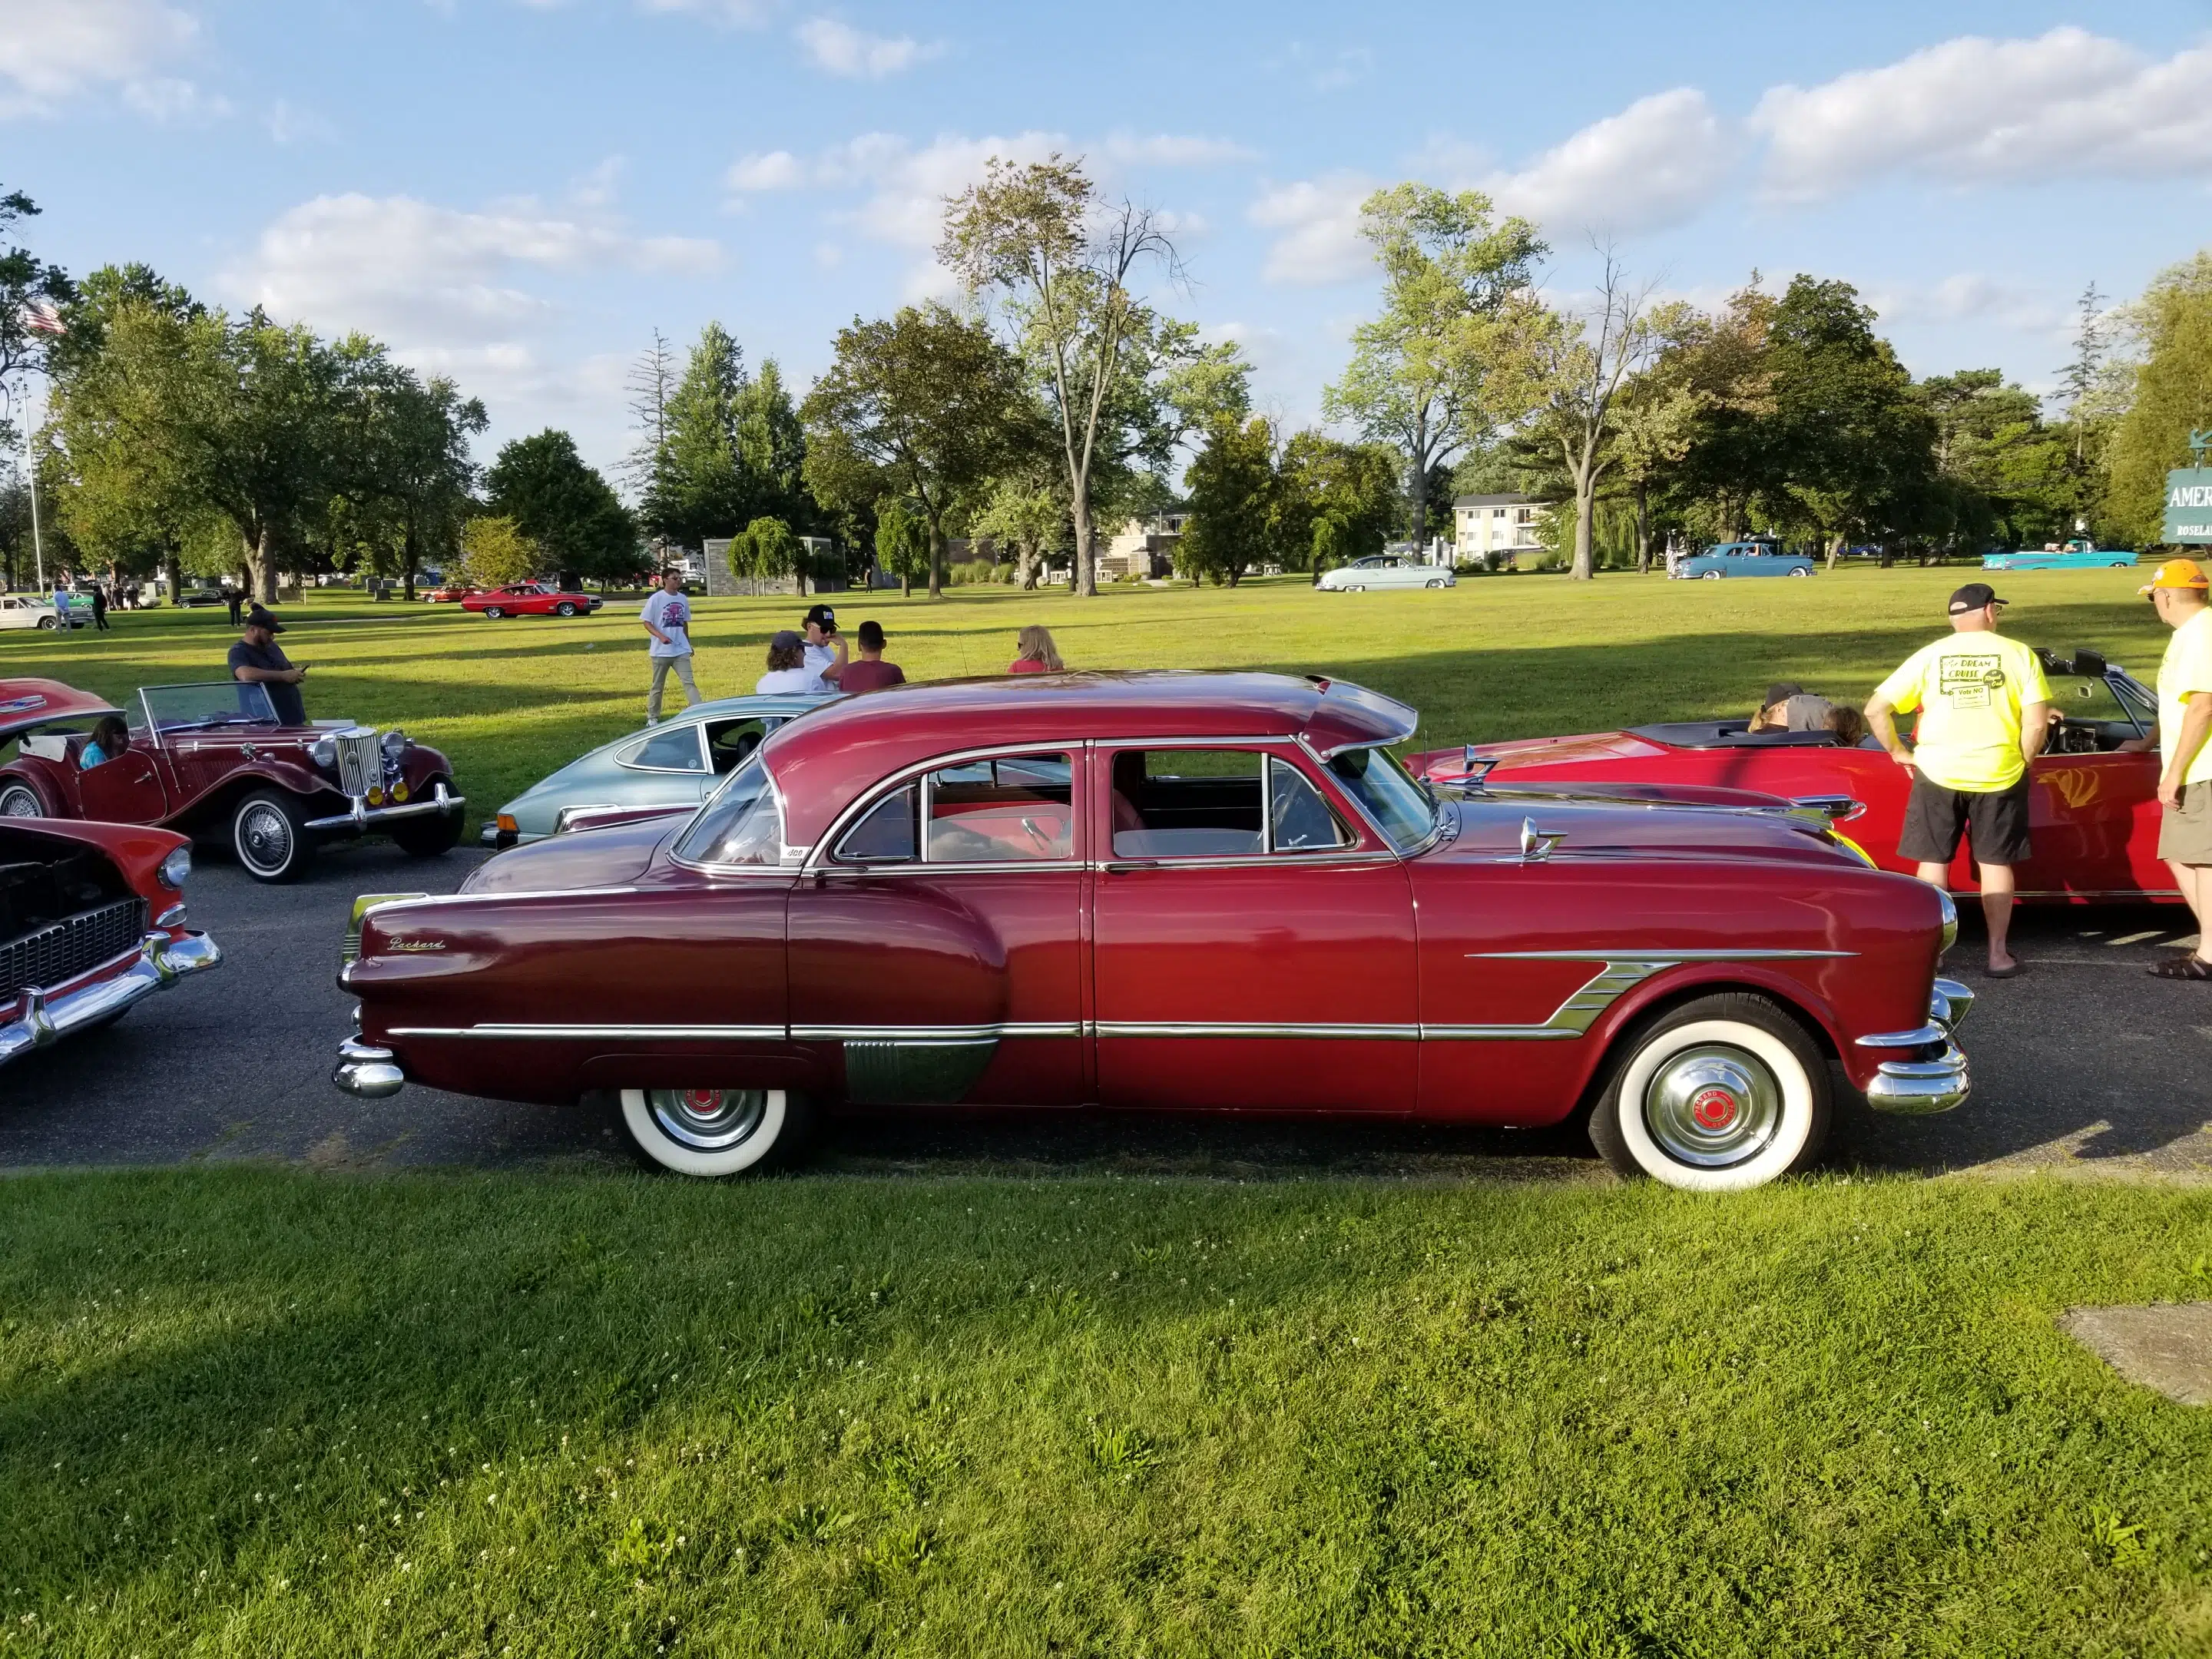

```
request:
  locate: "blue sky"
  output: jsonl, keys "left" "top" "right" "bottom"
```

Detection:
{"left": 5, "top": 1, "right": 2211, "bottom": 479}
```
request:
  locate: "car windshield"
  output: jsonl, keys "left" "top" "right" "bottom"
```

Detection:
{"left": 1326, "top": 745, "right": 1436, "bottom": 853}
{"left": 139, "top": 682, "right": 279, "bottom": 732}
{"left": 673, "top": 754, "right": 787, "bottom": 866}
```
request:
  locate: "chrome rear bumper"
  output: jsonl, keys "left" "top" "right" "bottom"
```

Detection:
{"left": 1858, "top": 976, "right": 1973, "bottom": 1115}
{"left": 0, "top": 931, "right": 223, "bottom": 1068}
{"left": 307, "top": 781, "right": 465, "bottom": 833}
{"left": 333, "top": 1037, "right": 406, "bottom": 1099}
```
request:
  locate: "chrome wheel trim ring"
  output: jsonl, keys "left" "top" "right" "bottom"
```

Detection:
{"left": 237, "top": 802, "right": 294, "bottom": 874}
{"left": 646, "top": 1088, "right": 770, "bottom": 1153}
{"left": 1641, "top": 1042, "right": 1783, "bottom": 1169}
{"left": 0, "top": 783, "right": 42, "bottom": 816}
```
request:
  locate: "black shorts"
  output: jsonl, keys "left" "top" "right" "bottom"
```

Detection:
{"left": 1899, "top": 773, "right": 2032, "bottom": 866}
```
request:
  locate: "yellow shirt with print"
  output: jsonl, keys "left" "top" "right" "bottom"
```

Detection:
{"left": 1873, "top": 632, "right": 2051, "bottom": 793}
{"left": 2157, "top": 607, "right": 2212, "bottom": 788}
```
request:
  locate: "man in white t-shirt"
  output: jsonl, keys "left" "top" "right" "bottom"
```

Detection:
{"left": 801, "top": 602, "right": 848, "bottom": 688}
{"left": 641, "top": 568, "right": 702, "bottom": 724}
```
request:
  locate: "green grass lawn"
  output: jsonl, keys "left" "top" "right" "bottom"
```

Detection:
{"left": 3, "top": 1171, "right": 2209, "bottom": 1656}
{"left": 5, "top": 568, "right": 2205, "bottom": 1654}
{"left": 0, "top": 565, "right": 2173, "bottom": 833}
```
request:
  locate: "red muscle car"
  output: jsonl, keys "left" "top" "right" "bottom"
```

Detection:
{"left": 459, "top": 584, "right": 604, "bottom": 619}
{"left": 335, "top": 671, "right": 1968, "bottom": 1191}
{"left": 1409, "top": 645, "right": 2170, "bottom": 903}
{"left": 0, "top": 678, "right": 465, "bottom": 884}
{"left": 1, "top": 813, "right": 221, "bottom": 1068}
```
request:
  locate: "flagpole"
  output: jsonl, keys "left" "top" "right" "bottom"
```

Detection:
{"left": 26, "top": 432, "right": 43, "bottom": 594}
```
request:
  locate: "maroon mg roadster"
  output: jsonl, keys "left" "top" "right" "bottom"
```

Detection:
{"left": 335, "top": 672, "right": 1969, "bottom": 1190}
{"left": 0, "top": 679, "right": 465, "bottom": 883}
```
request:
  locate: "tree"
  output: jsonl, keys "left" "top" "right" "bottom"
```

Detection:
{"left": 873, "top": 498, "right": 931, "bottom": 597}
{"left": 1323, "top": 184, "right": 1545, "bottom": 547}
{"left": 485, "top": 429, "right": 640, "bottom": 588}
{"left": 1489, "top": 250, "right": 1669, "bottom": 581}
{"left": 1652, "top": 280, "right": 1780, "bottom": 546}
{"left": 1608, "top": 303, "right": 1712, "bottom": 571}
{"left": 653, "top": 323, "right": 751, "bottom": 552}
{"left": 733, "top": 357, "right": 813, "bottom": 531}
{"left": 801, "top": 304, "right": 1027, "bottom": 598}
{"left": 730, "top": 515, "right": 801, "bottom": 590}
{"left": 939, "top": 155, "right": 1183, "bottom": 598}
{"left": 623, "top": 326, "right": 677, "bottom": 523}
{"left": 333, "top": 353, "right": 486, "bottom": 598}
{"left": 0, "top": 187, "right": 73, "bottom": 458}
{"left": 1917, "top": 369, "right": 2067, "bottom": 553}
{"left": 1177, "top": 416, "right": 1276, "bottom": 586}
{"left": 2105, "top": 252, "right": 2212, "bottom": 546}
{"left": 457, "top": 515, "right": 540, "bottom": 588}
{"left": 974, "top": 474, "right": 1063, "bottom": 589}
{"left": 1273, "top": 432, "right": 1399, "bottom": 571}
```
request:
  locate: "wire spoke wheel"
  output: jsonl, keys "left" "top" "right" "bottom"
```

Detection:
{"left": 0, "top": 783, "right": 45, "bottom": 816}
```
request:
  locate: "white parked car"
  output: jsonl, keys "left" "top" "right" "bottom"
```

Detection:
{"left": 1316, "top": 557, "right": 1457, "bottom": 591}
{"left": 0, "top": 595, "right": 85, "bottom": 631}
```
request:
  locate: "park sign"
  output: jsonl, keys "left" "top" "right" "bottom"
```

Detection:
{"left": 2167, "top": 429, "right": 2212, "bottom": 545}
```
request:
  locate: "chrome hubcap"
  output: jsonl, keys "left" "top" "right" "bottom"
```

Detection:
{"left": 1643, "top": 1044, "right": 1782, "bottom": 1168}
{"left": 239, "top": 804, "right": 293, "bottom": 872}
{"left": 0, "top": 786, "right": 40, "bottom": 816}
{"left": 647, "top": 1088, "right": 768, "bottom": 1152}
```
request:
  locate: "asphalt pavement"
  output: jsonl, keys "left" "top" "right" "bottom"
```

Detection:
{"left": 4, "top": 843, "right": 2209, "bottom": 1183}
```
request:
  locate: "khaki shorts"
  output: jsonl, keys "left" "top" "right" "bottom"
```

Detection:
{"left": 2159, "top": 779, "right": 2212, "bottom": 865}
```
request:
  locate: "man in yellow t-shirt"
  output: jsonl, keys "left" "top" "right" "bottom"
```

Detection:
{"left": 1866, "top": 583, "right": 2051, "bottom": 977}
{"left": 2123, "top": 559, "right": 2212, "bottom": 979}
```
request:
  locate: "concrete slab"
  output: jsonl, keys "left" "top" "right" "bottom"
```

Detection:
{"left": 2061, "top": 1303, "right": 2212, "bottom": 1406}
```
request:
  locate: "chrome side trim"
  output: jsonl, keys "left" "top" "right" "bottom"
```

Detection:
{"left": 1097, "top": 1020, "right": 1422, "bottom": 1041}
{"left": 1471, "top": 949, "right": 1856, "bottom": 962}
{"left": 0, "top": 931, "right": 222, "bottom": 1068}
{"left": 389, "top": 1023, "right": 788, "bottom": 1041}
{"left": 794, "top": 1021, "right": 1081, "bottom": 1041}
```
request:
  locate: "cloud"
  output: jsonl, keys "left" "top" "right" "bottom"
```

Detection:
{"left": 1753, "top": 28, "right": 2212, "bottom": 200}
{"left": 794, "top": 17, "right": 942, "bottom": 78}
{"left": 1270, "top": 41, "right": 1374, "bottom": 92}
{"left": 725, "top": 129, "right": 1068, "bottom": 247}
{"left": 1248, "top": 172, "right": 1375, "bottom": 286}
{"left": 727, "top": 148, "right": 806, "bottom": 190}
{"left": 1100, "top": 131, "right": 1257, "bottom": 168}
{"left": 120, "top": 75, "right": 230, "bottom": 123}
{"left": 1863, "top": 273, "right": 2068, "bottom": 335}
{"left": 266, "top": 98, "right": 336, "bottom": 145}
{"left": 634, "top": 0, "right": 776, "bottom": 25}
{"left": 1485, "top": 89, "right": 1737, "bottom": 235}
{"left": 0, "top": 0, "right": 210, "bottom": 119}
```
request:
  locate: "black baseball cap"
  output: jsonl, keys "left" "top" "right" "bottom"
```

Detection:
{"left": 1948, "top": 583, "right": 2007, "bottom": 614}
{"left": 243, "top": 604, "right": 286, "bottom": 633}
{"left": 1762, "top": 681, "right": 1804, "bottom": 709}
{"left": 803, "top": 602, "right": 836, "bottom": 630}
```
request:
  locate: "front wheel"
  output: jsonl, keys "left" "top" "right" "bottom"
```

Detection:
{"left": 1588, "top": 993, "right": 1830, "bottom": 1191}
{"left": 391, "top": 796, "right": 462, "bottom": 858}
{"left": 1789, "top": 567, "right": 1810, "bottom": 577}
{"left": 618, "top": 1088, "right": 813, "bottom": 1177}
{"left": 35, "top": 617, "right": 55, "bottom": 631}
{"left": 1426, "top": 578, "right": 1445, "bottom": 588}
{"left": 0, "top": 778, "right": 51, "bottom": 817}
{"left": 1700, "top": 571, "right": 1723, "bottom": 581}
{"left": 554, "top": 601, "right": 577, "bottom": 618}
{"left": 231, "top": 789, "right": 316, "bottom": 883}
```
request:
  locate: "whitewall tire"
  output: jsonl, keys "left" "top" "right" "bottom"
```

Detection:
{"left": 1589, "top": 994, "right": 1829, "bottom": 1191}
{"left": 618, "top": 1087, "right": 810, "bottom": 1177}
{"left": 0, "top": 780, "right": 48, "bottom": 817}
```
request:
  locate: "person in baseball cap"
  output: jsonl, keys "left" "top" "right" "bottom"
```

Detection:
{"left": 800, "top": 601, "right": 847, "bottom": 687}
{"left": 1866, "top": 581, "right": 2051, "bottom": 977}
{"left": 2127, "top": 558, "right": 2212, "bottom": 976}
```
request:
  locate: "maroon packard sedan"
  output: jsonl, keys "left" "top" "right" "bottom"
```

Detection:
{"left": 334, "top": 672, "right": 1969, "bottom": 1190}
{"left": 0, "top": 678, "right": 465, "bottom": 883}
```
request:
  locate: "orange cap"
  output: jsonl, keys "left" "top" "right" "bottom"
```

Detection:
{"left": 2138, "top": 558, "right": 2210, "bottom": 595}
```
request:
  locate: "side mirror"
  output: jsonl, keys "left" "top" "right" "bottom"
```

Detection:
{"left": 2071, "top": 649, "right": 2108, "bottom": 679}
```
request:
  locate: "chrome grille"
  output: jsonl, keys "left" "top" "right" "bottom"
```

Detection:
{"left": 0, "top": 898, "right": 146, "bottom": 998}
{"left": 334, "top": 731, "right": 382, "bottom": 798}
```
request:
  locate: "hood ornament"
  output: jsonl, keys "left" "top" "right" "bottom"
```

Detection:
{"left": 1518, "top": 816, "right": 1566, "bottom": 863}
{"left": 1430, "top": 746, "right": 1500, "bottom": 790}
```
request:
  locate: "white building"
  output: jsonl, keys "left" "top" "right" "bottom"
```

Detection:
{"left": 1453, "top": 495, "right": 1552, "bottom": 568}
{"left": 1100, "top": 512, "right": 1187, "bottom": 580}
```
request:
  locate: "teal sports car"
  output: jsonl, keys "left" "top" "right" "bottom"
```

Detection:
{"left": 483, "top": 693, "right": 837, "bottom": 847}
{"left": 1982, "top": 538, "right": 2137, "bottom": 571}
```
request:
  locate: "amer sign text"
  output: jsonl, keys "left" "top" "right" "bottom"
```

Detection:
{"left": 2165, "top": 469, "right": 2212, "bottom": 545}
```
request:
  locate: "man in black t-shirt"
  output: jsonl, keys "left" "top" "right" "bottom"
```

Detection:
{"left": 227, "top": 606, "right": 309, "bottom": 726}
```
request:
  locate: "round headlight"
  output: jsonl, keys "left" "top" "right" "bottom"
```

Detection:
{"left": 382, "top": 729, "right": 409, "bottom": 758}
{"left": 310, "top": 736, "right": 337, "bottom": 768}
{"left": 157, "top": 846, "right": 192, "bottom": 890}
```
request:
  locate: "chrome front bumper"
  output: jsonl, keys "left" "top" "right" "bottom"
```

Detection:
{"left": 333, "top": 1037, "right": 406, "bottom": 1100}
{"left": 307, "top": 781, "right": 465, "bottom": 833}
{"left": 1857, "top": 976, "right": 1973, "bottom": 1115}
{"left": 0, "top": 930, "right": 223, "bottom": 1068}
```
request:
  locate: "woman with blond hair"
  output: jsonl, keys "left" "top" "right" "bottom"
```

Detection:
{"left": 1008, "top": 625, "right": 1063, "bottom": 674}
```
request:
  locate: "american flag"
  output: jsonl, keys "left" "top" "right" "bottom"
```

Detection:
{"left": 22, "top": 300, "right": 65, "bottom": 336}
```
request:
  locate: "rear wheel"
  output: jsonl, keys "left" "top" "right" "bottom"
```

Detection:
{"left": 1588, "top": 992, "right": 1829, "bottom": 1191}
{"left": 483, "top": 605, "right": 506, "bottom": 619}
{"left": 0, "top": 778, "right": 51, "bottom": 816}
{"left": 35, "top": 616, "right": 55, "bottom": 631}
{"left": 618, "top": 1088, "right": 813, "bottom": 1177}
{"left": 231, "top": 789, "right": 316, "bottom": 883}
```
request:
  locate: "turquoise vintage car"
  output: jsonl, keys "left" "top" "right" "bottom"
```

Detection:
{"left": 482, "top": 692, "right": 837, "bottom": 846}
{"left": 1672, "top": 541, "right": 1816, "bottom": 579}
{"left": 1982, "top": 538, "right": 2137, "bottom": 571}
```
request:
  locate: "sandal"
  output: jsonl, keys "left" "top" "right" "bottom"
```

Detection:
{"left": 2147, "top": 954, "right": 2212, "bottom": 979}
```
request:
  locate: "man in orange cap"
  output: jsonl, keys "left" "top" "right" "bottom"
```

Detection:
{"left": 2128, "top": 558, "right": 2212, "bottom": 977}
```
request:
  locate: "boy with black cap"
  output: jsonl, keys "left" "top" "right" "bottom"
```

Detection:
{"left": 801, "top": 602, "right": 847, "bottom": 688}
{"left": 1866, "top": 581, "right": 2051, "bottom": 977}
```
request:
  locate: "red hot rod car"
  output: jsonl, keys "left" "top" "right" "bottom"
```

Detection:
{"left": 460, "top": 584, "right": 604, "bottom": 620}
{"left": 0, "top": 679, "right": 465, "bottom": 883}
{"left": 1, "top": 813, "right": 221, "bottom": 1068}
{"left": 336, "top": 671, "right": 1969, "bottom": 1191}
{"left": 1410, "top": 646, "right": 2168, "bottom": 903}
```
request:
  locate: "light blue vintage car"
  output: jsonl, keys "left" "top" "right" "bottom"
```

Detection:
{"left": 1672, "top": 540, "right": 1816, "bottom": 579}
{"left": 1981, "top": 537, "right": 2137, "bottom": 571}
{"left": 483, "top": 692, "right": 836, "bottom": 846}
